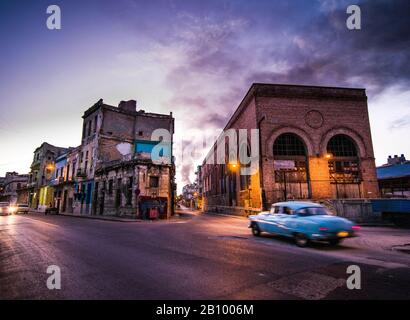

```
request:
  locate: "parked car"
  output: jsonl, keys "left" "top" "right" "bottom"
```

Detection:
{"left": 14, "top": 203, "right": 30, "bottom": 214}
{"left": 0, "top": 202, "right": 10, "bottom": 215}
{"left": 248, "top": 201, "right": 360, "bottom": 247}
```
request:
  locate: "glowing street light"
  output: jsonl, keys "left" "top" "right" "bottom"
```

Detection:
{"left": 325, "top": 153, "right": 333, "bottom": 159}
{"left": 228, "top": 161, "right": 239, "bottom": 171}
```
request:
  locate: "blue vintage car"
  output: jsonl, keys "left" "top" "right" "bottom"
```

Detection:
{"left": 248, "top": 201, "right": 360, "bottom": 247}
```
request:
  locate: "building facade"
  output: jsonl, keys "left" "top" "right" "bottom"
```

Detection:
{"left": 202, "top": 83, "right": 380, "bottom": 212}
{"left": 377, "top": 154, "right": 410, "bottom": 198}
{"left": 0, "top": 172, "right": 29, "bottom": 204}
{"left": 27, "top": 142, "right": 69, "bottom": 211}
{"left": 49, "top": 99, "right": 175, "bottom": 218}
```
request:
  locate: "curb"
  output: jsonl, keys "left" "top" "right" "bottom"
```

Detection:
{"left": 204, "top": 211, "right": 248, "bottom": 220}
{"left": 29, "top": 211, "right": 142, "bottom": 223}
{"left": 58, "top": 213, "right": 142, "bottom": 222}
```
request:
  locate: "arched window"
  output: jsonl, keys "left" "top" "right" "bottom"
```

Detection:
{"left": 327, "top": 135, "right": 357, "bottom": 157}
{"left": 273, "top": 133, "right": 308, "bottom": 186}
{"left": 327, "top": 134, "right": 360, "bottom": 184}
{"left": 273, "top": 133, "right": 306, "bottom": 156}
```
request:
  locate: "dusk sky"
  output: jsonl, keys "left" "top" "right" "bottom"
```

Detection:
{"left": 0, "top": 0, "right": 409, "bottom": 192}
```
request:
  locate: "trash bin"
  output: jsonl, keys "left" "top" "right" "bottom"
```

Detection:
{"left": 149, "top": 207, "right": 158, "bottom": 219}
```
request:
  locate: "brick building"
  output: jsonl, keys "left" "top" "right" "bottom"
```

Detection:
{"left": 201, "top": 83, "right": 379, "bottom": 213}
{"left": 64, "top": 99, "right": 175, "bottom": 218}
{"left": 0, "top": 172, "right": 29, "bottom": 204}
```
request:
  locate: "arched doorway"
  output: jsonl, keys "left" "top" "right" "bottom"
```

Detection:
{"left": 273, "top": 133, "right": 311, "bottom": 201}
{"left": 327, "top": 134, "right": 361, "bottom": 198}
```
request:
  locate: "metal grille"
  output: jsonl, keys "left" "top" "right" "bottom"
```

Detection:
{"left": 273, "top": 133, "right": 306, "bottom": 156}
{"left": 327, "top": 135, "right": 357, "bottom": 157}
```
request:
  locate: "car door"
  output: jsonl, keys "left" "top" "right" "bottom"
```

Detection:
{"left": 273, "top": 206, "right": 293, "bottom": 236}
{"left": 262, "top": 206, "right": 288, "bottom": 235}
{"left": 254, "top": 212, "right": 271, "bottom": 232}
{"left": 280, "top": 207, "right": 300, "bottom": 236}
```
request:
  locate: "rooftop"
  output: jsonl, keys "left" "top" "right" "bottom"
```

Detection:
{"left": 377, "top": 162, "right": 410, "bottom": 180}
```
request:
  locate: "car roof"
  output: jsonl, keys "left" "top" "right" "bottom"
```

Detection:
{"left": 272, "top": 201, "right": 323, "bottom": 210}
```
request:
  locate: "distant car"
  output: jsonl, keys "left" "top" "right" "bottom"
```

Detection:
{"left": 0, "top": 202, "right": 10, "bottom": 215}
{"left": 248, "top": 201, "right": 360, "bottom": 247}
{"left": 15, "top": 203, "right": 30, "bottom": 214}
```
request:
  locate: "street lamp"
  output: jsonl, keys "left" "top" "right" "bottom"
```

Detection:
{"left": 228, "top": 161, "right": 239, "bottom": 171}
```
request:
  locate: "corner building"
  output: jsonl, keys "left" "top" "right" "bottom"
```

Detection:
{"left": 202, "top": 83, "right": 380, "bottom": 212}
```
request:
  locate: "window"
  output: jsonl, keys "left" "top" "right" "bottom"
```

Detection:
{"left": 87, "top": 120, "right": 92, "bottom": 137}
{"left": 82, "top": 122, "right": 86, "bottom": 139}
{"left": 327, "top": 135, "right": 357, "bottom": 157}
{"left": 297, "top": 207, "right": 328, "bottom": 216}
{"left": 149, "top": 176, "right": 159, "bottom": 188}
{"left": 273, "top": 133, "right": 306, "bottom": 156}
{"left": 138, "top": 131, "right": 143, "bottom": 136}
{"left": 108, "top": 179, "right": 113, "bottom": 195}
{"left": 94, "top": 115, "right": 98, "bottom": 133}
{"left": 270, "top": 206, "right": 280, "bottom": 214}
{"left": 273, "top": 133, "right": 308, "bottom": 188}
{"left": 115, "top": 178, "right": 122, "bottom": 208}
{"left": 126, "top": 177, "right": 133, "bottom": 205}
{"left": 327, "top": 135, "right": 360, "bottom": 183}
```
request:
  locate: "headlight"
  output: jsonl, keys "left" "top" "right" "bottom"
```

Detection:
{"left": 9, "top": 206, "right": 17, "bottom": 214}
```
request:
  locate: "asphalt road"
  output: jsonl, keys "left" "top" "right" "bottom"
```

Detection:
{"left": 1, "top": 209, "right": 410, "bottom": 299}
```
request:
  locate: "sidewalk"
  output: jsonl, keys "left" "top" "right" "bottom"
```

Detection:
{"left": 29, "top": 210, "right": 190, "bottom": 223}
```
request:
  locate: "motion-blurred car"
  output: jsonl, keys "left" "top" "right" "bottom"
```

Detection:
{"left": 13, "top": 203, "right": 30, "bottom": 214}
{"left": 0, "top": 202, "right": 10, "bottom": 215}
{"left": 248, "top": 201, "right": 360, "bottom": 247}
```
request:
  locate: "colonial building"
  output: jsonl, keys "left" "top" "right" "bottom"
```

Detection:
{"left": 0, "top": 172, "right": 29, "bottom": 204}
{"left": 202, "top": 83, "right": 380, "bottom": 213}
{"left": 64, "top": 99, "right": 175, "bottom": 218}
{"left": 27, "top": 142, "right": 69, "bottom": 211}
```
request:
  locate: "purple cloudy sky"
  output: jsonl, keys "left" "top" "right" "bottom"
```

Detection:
{"left": 0, "top": 0, "right": 409, "bottom": 191}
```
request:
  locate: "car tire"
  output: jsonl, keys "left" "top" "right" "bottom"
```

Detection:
{"left": 294, "top": 233, "right": 309, "bottom": 247}
{"left": 329, "top": 239, "right": 341, "bottom": 246}
{"left": 251, "top": 223, "right": 261, "bottom": 237}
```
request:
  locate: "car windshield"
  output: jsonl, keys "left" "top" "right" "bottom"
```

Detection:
{"left": 0, "top": 203, "right": 9, "bottom": 207}
{"left": 298, "top": 207, "right": 329, "bottom": 216}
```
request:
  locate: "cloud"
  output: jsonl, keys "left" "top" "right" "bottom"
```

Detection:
{"left": 147, "top": 0, "right": 410, "bottom": 190}
{"left": 246, "top": 0, "right": 410, "bottom": 93}
{"left": 390, "top": 115, "right": 410, "bottom": 131}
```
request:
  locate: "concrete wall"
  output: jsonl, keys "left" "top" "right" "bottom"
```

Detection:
{"left": 327, "top": 199, "right": 381, "bottom": 223}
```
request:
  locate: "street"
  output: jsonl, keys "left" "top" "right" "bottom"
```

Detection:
{"left": 1, "top": 209, "right": 410, "bottom": 300}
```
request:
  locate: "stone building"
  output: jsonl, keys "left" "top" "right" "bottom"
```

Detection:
{"left": 0, "top": 172, "right": 29, "bottom": 204}
{"left": 0, "top": 177, "right": 5, "bottom": 198}
{"left": 72, "top": 99, "right": 175, "bottom": 218}
{"left": 201, "top": 83, "right": 379, "bottom": 213}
